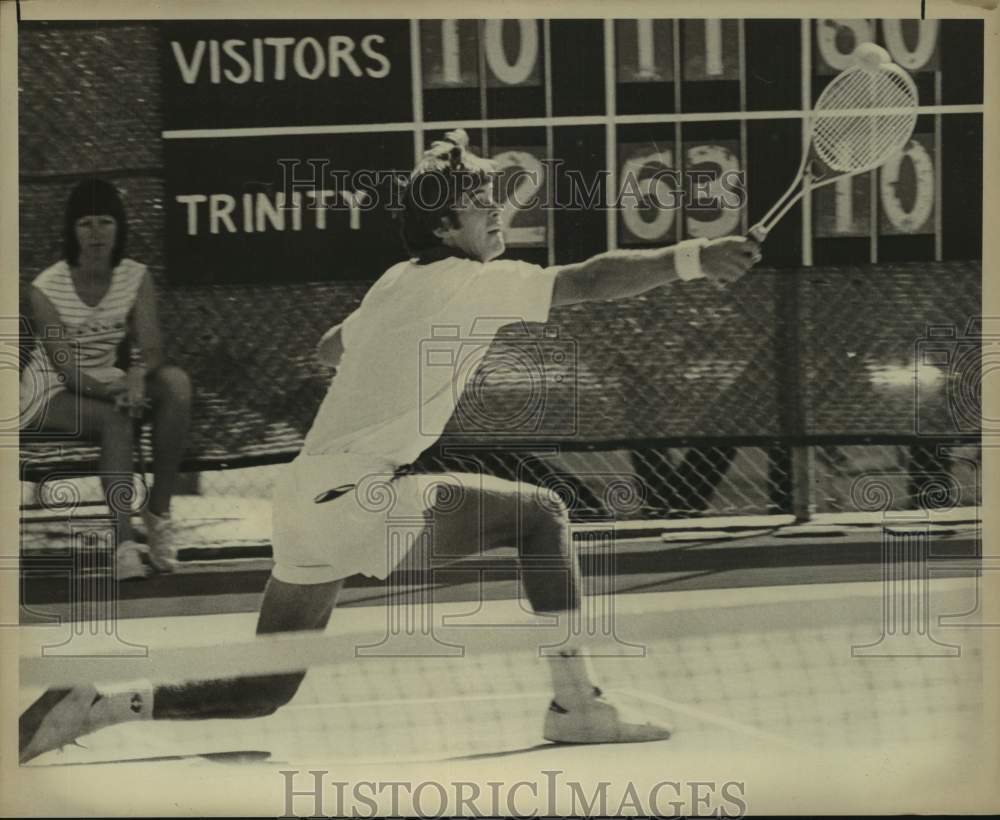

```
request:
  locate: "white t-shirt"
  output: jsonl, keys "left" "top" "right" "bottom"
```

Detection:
{"left": 20, "top": 258, "right": 146, "bottom": 427}
{"left": 272, "top": 253, "right": 558, "bottom": 583}
{"left": 304, "top": 254, "right": 558, "bottom": 466}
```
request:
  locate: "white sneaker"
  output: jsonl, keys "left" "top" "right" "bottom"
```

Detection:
{"left": 141, "top": 509, "right": 177, "bottom": 573}
{"left": 543, "top": 688, "right": 671, "bottom": 744}
{"left": 20, "top": 685, "right": 101, "bottom": 763}
{"left": 116, "top": 541, "right": 151, "bottom": 581}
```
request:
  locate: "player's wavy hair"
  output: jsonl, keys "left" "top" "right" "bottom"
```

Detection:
{"left": 398, "top": 129, "right": 496, "bottom": 257}
{"left": 63, "top": 178, "right": 129, "bottom": 267}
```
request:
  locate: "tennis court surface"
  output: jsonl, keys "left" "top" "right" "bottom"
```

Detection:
{"left": 17, "top": 514, "right": 989, "bottom": 815}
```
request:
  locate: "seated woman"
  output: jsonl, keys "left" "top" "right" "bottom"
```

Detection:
{"left": 20, "top": 178, "right": 192, "bottom": 580}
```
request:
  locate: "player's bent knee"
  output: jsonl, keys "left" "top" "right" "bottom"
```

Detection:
{"left": 520, "top": 486, "right": 570, "bottom": 556}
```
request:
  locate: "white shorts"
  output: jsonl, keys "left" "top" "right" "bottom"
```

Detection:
{"left": 270, "top": 452, "right": 462, "bottom": 584}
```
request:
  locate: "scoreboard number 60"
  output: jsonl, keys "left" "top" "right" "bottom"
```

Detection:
{"left": 816, "top": 19, "right": 939, "bottom": 72}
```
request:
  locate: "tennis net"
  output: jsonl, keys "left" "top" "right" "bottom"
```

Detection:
{"left": 20, "top": 575, "right": 984, "bottom": 768}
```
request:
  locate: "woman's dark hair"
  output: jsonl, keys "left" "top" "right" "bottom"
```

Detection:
{"left": 62, "top": 178, "right": 128, "bottom": 266}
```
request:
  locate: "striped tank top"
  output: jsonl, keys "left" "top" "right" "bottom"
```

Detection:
{"left": 20, "top": 258, "right": 146, "bottom": 428}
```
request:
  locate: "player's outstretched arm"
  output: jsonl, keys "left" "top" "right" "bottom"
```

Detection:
{"left": 551, "top": 236, "right": 760, "bottom": 307}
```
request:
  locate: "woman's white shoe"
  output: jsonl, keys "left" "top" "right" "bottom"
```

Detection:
{"left": 116, "top": 541, "right": 151, "bottom": 580}
{"left": 141, "top": 509, "right": 177, "bottom": 573}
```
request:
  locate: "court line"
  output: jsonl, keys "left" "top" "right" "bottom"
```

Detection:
{"left": 283, "top": 688, "right": 549, "bottom": 711}
{"left": 283, "top": 684, "right": 806, "bottom": 756}
{"left": 618, "top": 689, "right": 810, "bottom": 752}
{"left": 279, "top": 687, "right": 809, "bottom": 755}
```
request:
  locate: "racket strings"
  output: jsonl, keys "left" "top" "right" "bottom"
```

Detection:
{"left": 814, "top": 113, "right": 907, "bottom": 169}
{"left": 811, "top": 66, "right": 918, "bottom": 173}
{"left": 816, "top": 72, "right": 915, "bottom": 163}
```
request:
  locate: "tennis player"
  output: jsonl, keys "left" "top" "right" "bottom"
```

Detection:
{"left": 20, "top": 131, "right": 760, "bottom": 762}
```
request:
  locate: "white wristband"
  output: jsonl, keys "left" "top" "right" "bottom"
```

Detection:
{"left": 674, "top": 237, "right": 709, "bottom": 281}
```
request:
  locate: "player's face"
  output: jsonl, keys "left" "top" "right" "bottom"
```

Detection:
{"left": 75, "top": 214, "right": 118, "bottom": 266}
{"left": 439, "top": 182, "right": 504, "bottom": 263}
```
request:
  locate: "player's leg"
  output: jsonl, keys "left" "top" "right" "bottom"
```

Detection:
{"left": 153, "top": 575, "right": 341, "bottom": 718}
{"left": 19, "top": 576, "right": 341, "bottom": 763}
{"left": 508, "top": 483, "right": 670, "bottom": 742}
{"left": 420, "top": 475, "right": 580, "bottom": 610}
{"left": 422, "top": 474, "right": 669, "bottom": 744}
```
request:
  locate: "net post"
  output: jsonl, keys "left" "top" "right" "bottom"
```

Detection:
{"left": 776, "top": 264, "right": 813, "bottom": 523}
{"left": 791, "top": 445, "right": 815, "bottom": 523}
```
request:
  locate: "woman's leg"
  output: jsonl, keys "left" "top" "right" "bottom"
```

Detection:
{"left": 39, "top": 391, "right": 135, "bottom": 543}
{"left": 144, "top": 365, "right": 192, "bottom": 516}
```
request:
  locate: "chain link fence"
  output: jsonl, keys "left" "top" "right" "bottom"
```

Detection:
{"left": 17, "top": 21, "right": 982, "bottom": 550}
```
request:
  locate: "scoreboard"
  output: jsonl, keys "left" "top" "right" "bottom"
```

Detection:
{"left": 161, "top": 19, "right": 983, "bottom": 285}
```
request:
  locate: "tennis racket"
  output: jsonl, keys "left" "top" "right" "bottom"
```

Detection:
{"left": 748, "top": 44, "right": 919, "bottom": 243}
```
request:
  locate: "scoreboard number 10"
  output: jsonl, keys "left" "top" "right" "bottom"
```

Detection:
{"left": 423, "top": 20, "right": 541, "bottom": 87}
{"left": 816, "top": 135, "right": 936, "bottom": 237}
